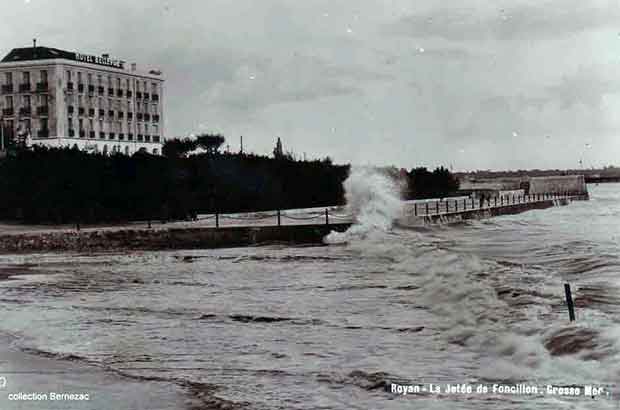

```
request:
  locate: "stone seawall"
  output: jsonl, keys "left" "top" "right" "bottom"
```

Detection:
{"left": 0, "top": 224, "right": 352, "bottom": 254}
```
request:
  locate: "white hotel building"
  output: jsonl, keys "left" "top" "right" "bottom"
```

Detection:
{"left": 0, "top": 44, "right": 164, "bottom": 155}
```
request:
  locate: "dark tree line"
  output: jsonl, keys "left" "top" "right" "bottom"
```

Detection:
{"left": 0, "top": 136, "right": 459, "bottom": 224}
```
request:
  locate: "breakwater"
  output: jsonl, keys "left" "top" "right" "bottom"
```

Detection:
{"left": 0, "top": 194, "right": 589, "bottom": 254}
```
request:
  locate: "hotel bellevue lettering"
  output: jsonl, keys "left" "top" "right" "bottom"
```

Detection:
{"left": 74, "top": 52, "right": 123, "bottom": 69}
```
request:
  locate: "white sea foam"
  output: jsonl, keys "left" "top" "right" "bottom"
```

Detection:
{"left": 324, "top": 166, "right": 403, "bottom": 244}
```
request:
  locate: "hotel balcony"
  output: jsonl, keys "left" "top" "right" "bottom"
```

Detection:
{"left": 36, "top": 82, "right": 48, "bottom": 92}
{"left": 36, "top": 106, "right": 49, "bottom": 116}
{"left": 1, "top": 84, "right": 13, "bottom": 94}
{"left": 68, "top": 129, "right": 75, "bottom": 137}
{"left": 109, "top": 132, "right": 115, "bottom": 140}
{"left": 98, "top": 86, "right": 104, "bottom": 95}
{"left": 37, "top": 129, "right": 49, "bottom": 138}
{"left": 79, "top": 130, "right": 86, "bottom": 138}
{"left": 19, "top": 107, "right": 31, "bottom": 116}
{"left": 19, "top": 83, "right": 31, "bottom": 93}
{"left": 89, "top": 131, "right": 96, "bottom": 139}
{"left": 118, "top": 133, "right": 125, "bottom": 140}
{"left": 77, "top": 83, "right": 84, "bottom": 93}
{"left": 128, "top": 133, "right": 134, "bottom": 141}
{"left": 153, "top": 135, "right": 160, "bottom": 143}
{"left": 2, "top": 108, "right": 14, "bottom": 116}
{"left": 137, "top": 134, "right": 143, "bottom": 142}
{"left": 116, "top": 89, "right": 123, "bottom": 98}
{"left": 144, "top": 135, "right": 151, "bottom": 142}
{"left": 99, "top": 132, "right": 105, "bottom": 139}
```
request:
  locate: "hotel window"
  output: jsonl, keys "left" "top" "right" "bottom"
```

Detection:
{"left": 99, "top": 120, "right": 103, "bottom": 131}
{"left": 138, "top": 123, "right": 142, "bottom": 134}
{"left": 153, "top": 125, "right": 158, "bottom": 135}
{"left": 108, "top": 99, "right": 113, "bottom": 109}
{"left": 117, "top": 78, "right": 121, "bottom": 88}
{"left": 137, "top": 102, "right": 141, "bottom": 112}
{"left": 5, "top": 72, "right": 12, "bottom": 84}
{"left": 117, "top": 121, "right": 122, "bottom": 132}
{"left": 23, "top": 95, "right": 31, "bottom": 106}
{"left": 77, "top": 72, "right": 82, "bottom": 83}
{"left": 108, "top": 76, "right": 112, "bottom": 86}
{"left": 79, "top": 118, "right": 84, "bottom": 130}
{"left": 5, "top": 96, "right": 13, "bottom": 108}
{"left": 152, "top": 103, "right": 157, "bottom": 113}
{"left": 87, "top": 73, "right": 92, "bottom": 84}
{"left": 39, "top": 94, "right": 48, "bottom": 105}
{"left": 98, "top": 97, "right": 103, "bottom": 107}
{"left": 145, "top": 124, "right": 149, "bottom": 134}
{"left": 68, "top": 118, "right": 73, "bottom": 129}
{"left": 89, "top": 119, "right": 94, "bottom": 130}
{"left": 143, "top": 81, "right": 147, "bottom": 91}
{"left": 23, "top": 119, "right": 31, "bottom": 131}
{"left": 78, "top": 95, "right": 83, "bottom": 106}
{"left": 66, "top": 71, "right": 71, "bottom": 82}
{"left": 40, "top": 118, "right": 48, "bottom": 131}
{"left": 22, "top": 72, "right": 30, "bottom": 83}
{"left": 98, "top": 75, "right": 102, "bottom": 85}
{"left": 40, "top": 70, "right": 47, "bottom": 83}
{"left": 151, "top": 83, "right": 157, "bottom": 93}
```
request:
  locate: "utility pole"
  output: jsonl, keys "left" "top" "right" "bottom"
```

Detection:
{"left": 240, "top": 135, "right": 243, "bottom": 154}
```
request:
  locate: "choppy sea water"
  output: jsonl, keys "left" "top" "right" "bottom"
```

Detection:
{"left": 0, "top": 183, "right": 619, "bottom": 409}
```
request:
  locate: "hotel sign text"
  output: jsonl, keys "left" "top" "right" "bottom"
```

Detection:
{"left": 73, "top": 52, "right": 124, "bottom": 69}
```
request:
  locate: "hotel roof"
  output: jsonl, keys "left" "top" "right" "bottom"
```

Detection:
{"left": 1, "top": 46, "right": 76, "bottom": 63}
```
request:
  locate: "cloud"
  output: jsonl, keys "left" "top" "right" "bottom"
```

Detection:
{"left": 384, "top": 1, "right": 620, "bottom": 41}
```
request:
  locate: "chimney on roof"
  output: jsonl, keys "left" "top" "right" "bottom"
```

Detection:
{"left": 32, "top": 38, "right": 37, "bottom": 58}
{"left": 102, "top": 53, "right": 109, "bottom": 59}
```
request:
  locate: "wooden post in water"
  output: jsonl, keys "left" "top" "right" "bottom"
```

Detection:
{"left": 564, "top": 283, "right": 575, "bottom": 321}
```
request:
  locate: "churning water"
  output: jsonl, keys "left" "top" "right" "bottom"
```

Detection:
{"left": 1, "top": 183, "right": 620, "bottom": 409}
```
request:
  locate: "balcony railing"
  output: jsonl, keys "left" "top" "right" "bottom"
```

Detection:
{"left": 152, "top": 135, "right": 160, "bottom": 143}
{"left": 153, "top": 115, "right": 160, "bottom": 122}
{"left": 128, "top": 133, "right": 134, "bottom": 141}
{"left": 2, "top": 108, "right": 14, "bottom": 116}
{"left": 1, "top": 84, "right": 14, "bottom": 94}
{"left": 68, "top": 129, "right": 75, "bottom": 137}
{"left": 19, "top": 107, "right": 31, "bottom": 116}
{"left": 118, "top": 133, "right": 125, "bottom": 140}
{"left": 77, "top": 83, "right": 84, "bottom": 93}
{"left": 89, "top": 131, "right": 96, "bottom": 139}
{"left": 109, "top": 132, "right": 115, "bottom": 140}
{"left": 79, "top": 130, "right": 86, "bottom": 138}
{"left": 19, "top": 83, "right": 31, "bottom": 93}
{"left": 37, "top": 129, "right": 49, "bottom": 138}
{"left": 137, "top": 134, "right": 143, "bottom": 142}
{"left": 99, "top": 132, "right": 105, "bottom": 139}
{"left": 36, "top": 106, "right": 49, "bottom": 116}
{"left": 36, "top": 82, "right": 48, "bottom": 92}
{"left": 152, "top": 94, "right": 159, "bottom": 101}
{"left": 145, "top": 135, "right": 151, "bottom": 142}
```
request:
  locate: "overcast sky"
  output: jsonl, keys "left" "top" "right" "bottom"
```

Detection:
{"left": 2, "top": 0, "right": 620, "bottom": 170}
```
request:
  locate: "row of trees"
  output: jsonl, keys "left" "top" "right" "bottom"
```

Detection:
{"left": 0, "top": 134, "right": 459, "bottom": 223}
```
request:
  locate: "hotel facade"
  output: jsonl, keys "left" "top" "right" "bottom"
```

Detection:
{"left": 0, "top": 45, "right": 164, "bottom": 155}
